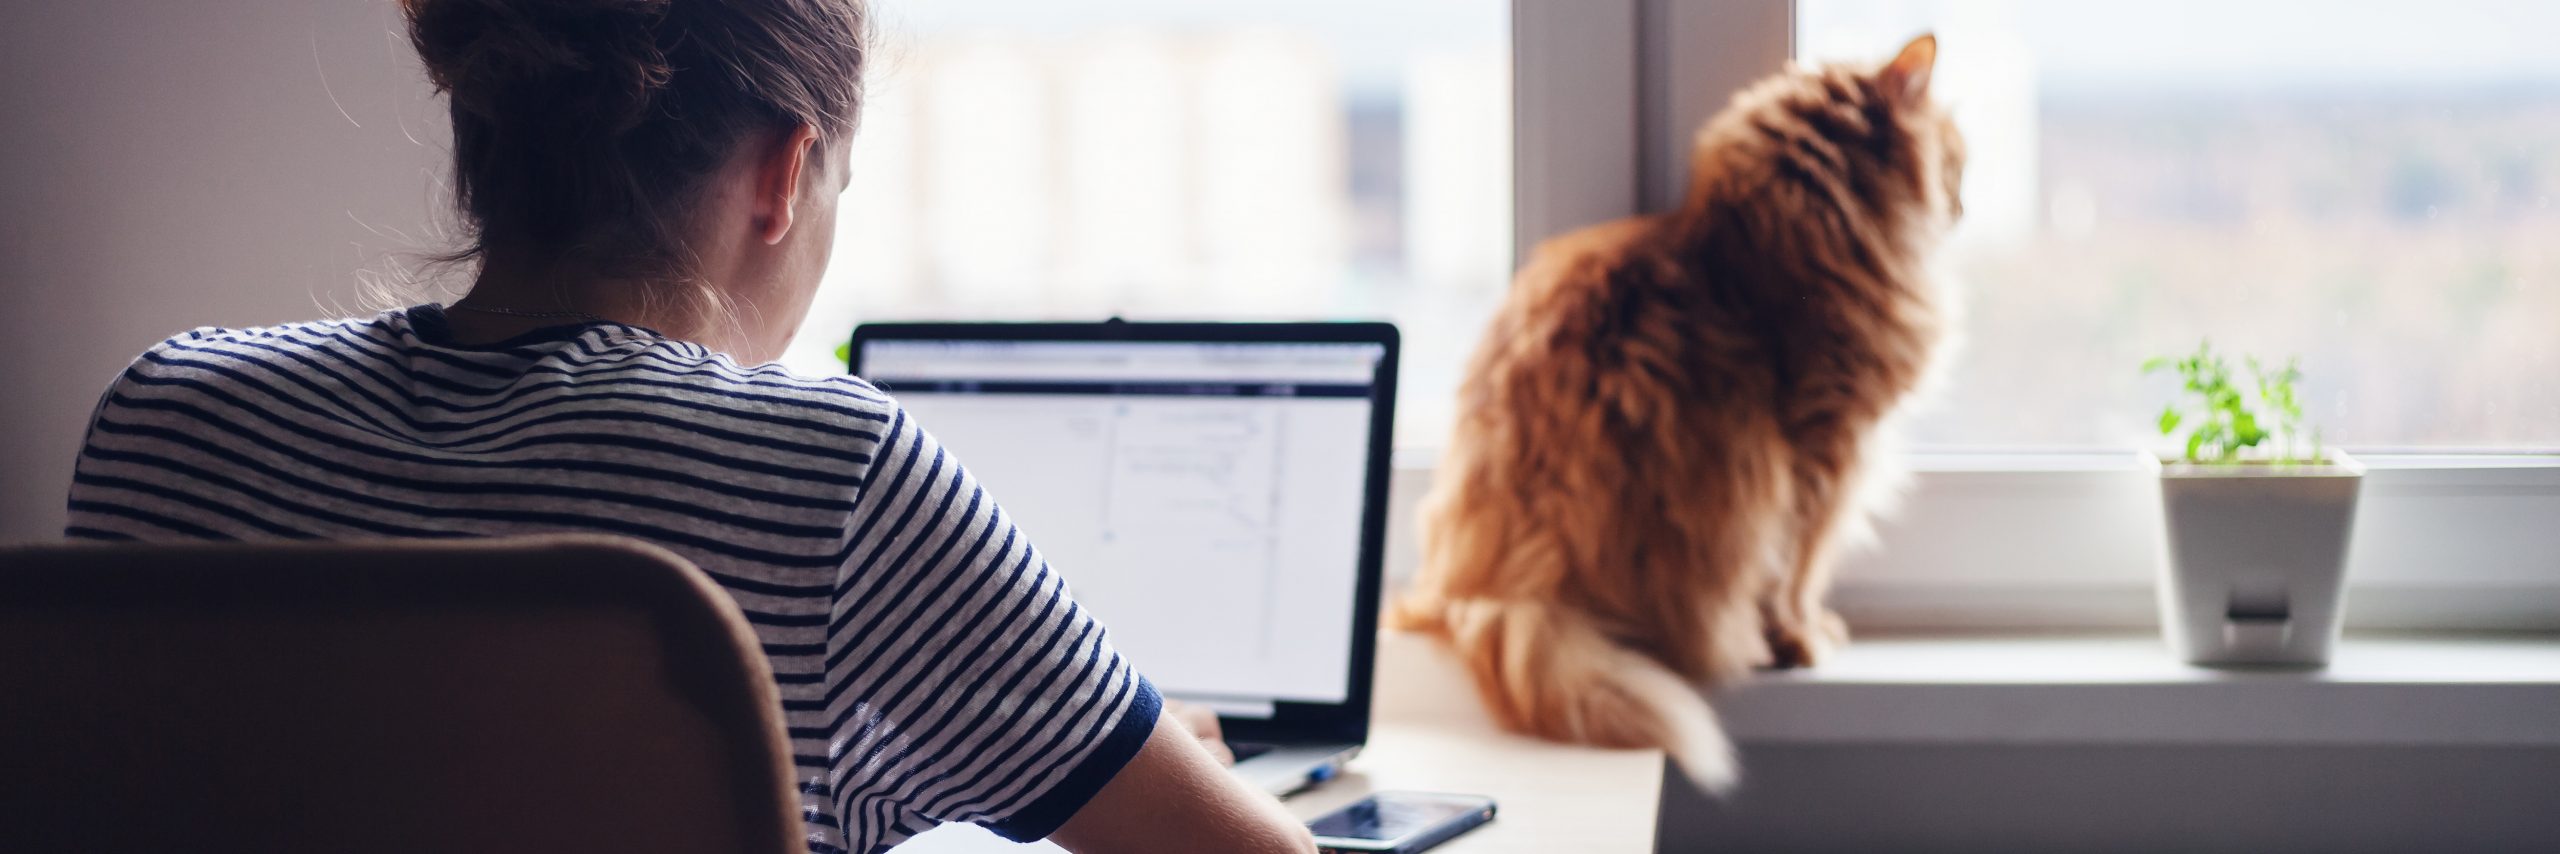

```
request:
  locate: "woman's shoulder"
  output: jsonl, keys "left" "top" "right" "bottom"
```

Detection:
{"left": 100, "top": 307, "right": 910, "bottom": 439}
{"left": 561, "top": 331, "right": 906, "bottom": 424}
{"left": 108, "top": 315, "right": 380, "bottom": 390}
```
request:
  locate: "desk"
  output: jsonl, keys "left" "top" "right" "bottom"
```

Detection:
{"left": 893, "top": 630, "right": 1664, "bottom": 852}
{"left": 1285, "top": 629, "right": 1664, "bottom": 853}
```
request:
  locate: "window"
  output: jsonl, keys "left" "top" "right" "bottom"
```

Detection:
{"left": 785, "top": 0, "right": 1512, "bottom": 445}
{"left": 1570, "top": 0, "right": 2560, "bottom": 632}
{"left": 1799, "top": 0, "right": 2560, "bottom": 451}
{"left": 784, "top": 0, "right": 2559, "bottom": 631}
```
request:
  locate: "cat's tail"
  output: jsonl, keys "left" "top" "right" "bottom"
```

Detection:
{"left": 1415, "top": 596, "right": 1740, "bottom": 796}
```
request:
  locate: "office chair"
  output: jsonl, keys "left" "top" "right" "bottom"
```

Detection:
{"left": 0, "top": 535, "right": 806, "bottom": 854}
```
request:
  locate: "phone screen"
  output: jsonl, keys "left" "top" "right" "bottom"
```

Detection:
{"left": 1307, "top": 794, "right": 1484, "bottom": 842}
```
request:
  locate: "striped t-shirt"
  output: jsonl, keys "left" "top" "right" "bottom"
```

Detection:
{"left": 64, "top": 305, "right": 1160, "bottom": 854}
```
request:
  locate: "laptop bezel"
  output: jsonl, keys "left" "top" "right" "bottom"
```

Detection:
{"left": 847, "top": 319, "right": 1396, "bottom": 747}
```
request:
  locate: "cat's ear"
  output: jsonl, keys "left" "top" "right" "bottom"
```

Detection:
{"left": 1880, "top": 33, "right": 1937, "bottom": 106}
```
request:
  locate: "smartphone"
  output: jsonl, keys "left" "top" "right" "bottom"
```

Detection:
{"left": 1306, "top": 791, "right": 1497, "bottom": 854}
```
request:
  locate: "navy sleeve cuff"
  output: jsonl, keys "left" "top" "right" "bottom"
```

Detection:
{"left": 983, "top": 675, "right": 1163, "bottom": 842}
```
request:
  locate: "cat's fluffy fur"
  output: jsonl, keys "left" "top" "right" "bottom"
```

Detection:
{"left": 1387, "top": 35, "right": 1964, "bottom": 793}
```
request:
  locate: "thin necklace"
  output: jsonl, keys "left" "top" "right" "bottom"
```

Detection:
{"left": 447, "top": 302, "right": 605, "bottom": 323}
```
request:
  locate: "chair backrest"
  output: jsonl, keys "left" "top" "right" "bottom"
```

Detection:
{"left": 0, "top": 535, "right": 806, "bottom": 854}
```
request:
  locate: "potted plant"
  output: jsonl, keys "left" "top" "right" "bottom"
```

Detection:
{"left": 2143, "top": 342, "right": 2363, "bottom": 667}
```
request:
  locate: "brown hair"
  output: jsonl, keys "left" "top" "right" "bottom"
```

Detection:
{"left": 402, "top": 0, "right": 870, "bottom": 279}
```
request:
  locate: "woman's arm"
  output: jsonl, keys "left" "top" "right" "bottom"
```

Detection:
{"left": 1048, "top": 712, "right": 1317, "bottom": 854}
{"left": 823, "top": 407, "right": 1314, "bottom": 850}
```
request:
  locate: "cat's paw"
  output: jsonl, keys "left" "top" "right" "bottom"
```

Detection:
{"left": 1761, "top": 623, "right": 1819, "bottom": 670}
{"left": 1763, "top": 609, "right": 1849, "bottom": 669}
{"left": 1816, "top": 607, "right": 1852, "bottom": 648}
{"left": 1743, "top": 632, "right": 1778, "bottom": 670}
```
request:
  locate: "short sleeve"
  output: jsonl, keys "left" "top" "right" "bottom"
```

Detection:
{"left": 818, "top": 404, "right": 1160, "bottom": 846}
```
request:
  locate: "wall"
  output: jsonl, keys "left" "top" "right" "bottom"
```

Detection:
{"left": 0, "top": 0, "right": 448, "bottom": 542}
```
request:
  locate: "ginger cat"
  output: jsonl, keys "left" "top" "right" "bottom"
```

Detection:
{"left": 1388, "top": 35, "right": 1963, "bottom": 792}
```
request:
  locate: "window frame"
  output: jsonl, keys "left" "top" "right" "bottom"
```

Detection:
{"left": 1499, "top": 0, "right": 2560, "bottom": 632}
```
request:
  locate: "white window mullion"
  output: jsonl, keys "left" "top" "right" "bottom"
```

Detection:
{"left": 1509, "top": 0, "right": 1794, "bottom": 257}
{"left": 1510, "top": 0, "right": 1643, "bottom": 263}
{"left": 1636, "top": 0, "right": 1792, "bottom": 213}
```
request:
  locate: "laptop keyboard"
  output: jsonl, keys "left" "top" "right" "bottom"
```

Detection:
{"left": 1228, "top": 741, "right": 1278, "bottom": 762}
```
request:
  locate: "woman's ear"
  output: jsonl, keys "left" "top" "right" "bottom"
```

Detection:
{"left": 754, "top": 124, "right": 824, "bottom": 246}
{"left": 1881, "top": 33, "right": 1937, "bottom": 107}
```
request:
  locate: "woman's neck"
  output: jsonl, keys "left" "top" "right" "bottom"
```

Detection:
{"left": 446, "top": 255, "right": 712, "bottom": 348}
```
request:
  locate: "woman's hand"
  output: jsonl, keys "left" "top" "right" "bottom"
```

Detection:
{"left": 1162, "top": 699, "right": 1234, "bottom": 768}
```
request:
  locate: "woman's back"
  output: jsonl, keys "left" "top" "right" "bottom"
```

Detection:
{"left": 67, "top": 305, "right": 1158, "bottom": 853}
{"left": 54, "top": 0, "right": 1323, "bottom": 848}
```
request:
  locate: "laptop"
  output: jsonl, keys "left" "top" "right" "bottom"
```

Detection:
{"left": 848, "top": 320, "right": 1399, "bottom": 800}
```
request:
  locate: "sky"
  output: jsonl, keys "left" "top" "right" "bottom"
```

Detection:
{"left": 868, "top": 0, "right": 1508, "bottom": 98}
{"left": 869, "top": 0, "right": 2560, "bottom": 98}
{"left": 1804, "top": 0, "right": 2560, "bottom": 93}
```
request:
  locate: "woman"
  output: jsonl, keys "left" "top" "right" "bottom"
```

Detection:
{"left": 61, "top": 1, "right": 1312, "bottom": 851}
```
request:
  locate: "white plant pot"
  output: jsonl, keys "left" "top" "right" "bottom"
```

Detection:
{"left": 2151, "top": 451, "right": 2365, "bottom": 667}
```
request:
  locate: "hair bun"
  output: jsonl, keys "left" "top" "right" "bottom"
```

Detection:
{"left": 402, "top": 0, "right": 675, "bottom": 133}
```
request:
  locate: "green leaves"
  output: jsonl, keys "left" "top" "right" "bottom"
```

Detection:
{"left": 835, "top": 341, "right": 853, "bottom": 369}
{"left": 2142, "top": 340, "right": 2320, "bottom": 464}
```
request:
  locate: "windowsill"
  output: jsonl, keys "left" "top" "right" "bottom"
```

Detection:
{"left": 1381, "top": 452, "right": 2560, "bottom": 633}
{"left": 1717, "top": 631, "right": 2560, "bottom": 748}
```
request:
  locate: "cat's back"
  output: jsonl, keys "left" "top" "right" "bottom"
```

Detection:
{"left": 1483, "top": 214, "right": 1686, "bottom": 363}
{"left": 1461, "top": 210, "right": 1778, "bottom": 444}
{"left": 1512, "top": 216, "right": 1664, "bottom": 306}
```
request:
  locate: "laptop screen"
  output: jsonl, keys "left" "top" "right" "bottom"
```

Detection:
{"left": 859, "top": 337, "right": 1388, "bottom": 716}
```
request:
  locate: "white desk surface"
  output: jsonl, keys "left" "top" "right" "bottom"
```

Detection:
{"left": 1283, "top": 629, "right": 1665, "bottom": 853}
{"left": 893, "top": 629, "right": 1665, "bottom": 852}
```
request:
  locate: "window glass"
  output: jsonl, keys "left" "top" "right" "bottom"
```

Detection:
{"left": 1801, "top": 0, "right": 2560, "bottom": 450}
{"left": 789, "top": 0, "right": 1511, "bottom": 445}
